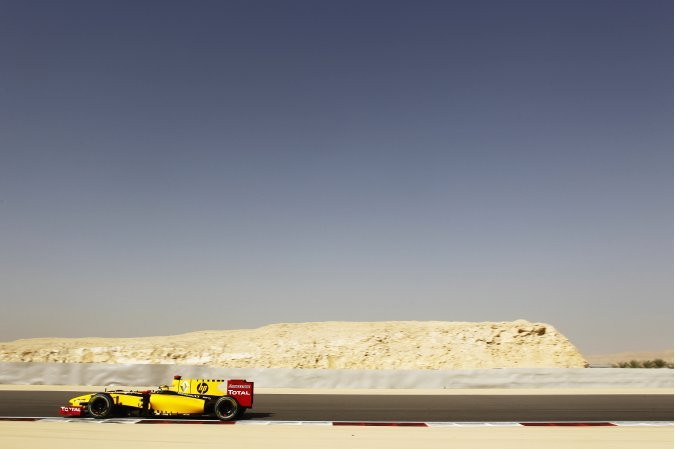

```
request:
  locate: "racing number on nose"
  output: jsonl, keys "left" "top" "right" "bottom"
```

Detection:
{"left": 196, "top": 382, "right": 208, "bottom": 394}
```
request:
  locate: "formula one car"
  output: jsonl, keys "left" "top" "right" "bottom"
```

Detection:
{"left": 59, "top": 375, "right": 254, "bottom": 421}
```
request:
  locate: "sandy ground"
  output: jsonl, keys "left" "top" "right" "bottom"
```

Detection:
{"left": 0, "top": 320, "right": 587, "bottom": 369}
{"left": 0, "top": 421, "right": 672, "bottom": 449}
{"left": 0, "top": 384, "right": 672, "bottom": 395}
{"left": 585, "top": 350, "right": 674, "bottom": 365}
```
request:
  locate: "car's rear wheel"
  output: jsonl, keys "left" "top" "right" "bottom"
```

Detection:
{"left": 214, "top": 396, "right": 239, "bottom": 421}
{"left": 87, "top": 393, "right": 115, "bottom": 419}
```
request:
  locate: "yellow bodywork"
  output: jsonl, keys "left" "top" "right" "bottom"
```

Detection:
{"left": 70, "top": 393, "right": 145, "bottom": 408}
{"left": 69, "top": 378, "right": 232, "bottom": 416}
{"left": 170, "top": 377, "right": 229, "bottom": 396}
{"left": 149, "top": 394, "right": 205, "bottom": 415}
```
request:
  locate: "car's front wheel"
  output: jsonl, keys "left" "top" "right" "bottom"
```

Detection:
{"left": 87, "top": 393, "right": 115, "bottom": 419}
{"left": 214, "top": 396, "right": 239, "bottom": 421}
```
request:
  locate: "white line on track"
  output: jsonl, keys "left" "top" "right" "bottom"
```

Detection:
{"left": 0, "top": 417, "right": 672, "bottom": 427}
{"left": 236, "top": 421, "right": 333, "bottom": 426}
{"left": 426, "top": 422, "right": 521, "bottom": 427}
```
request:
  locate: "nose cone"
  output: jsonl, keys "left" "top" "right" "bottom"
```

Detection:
{"left": 69, "top": 393, "right": 94, "bottom": 406}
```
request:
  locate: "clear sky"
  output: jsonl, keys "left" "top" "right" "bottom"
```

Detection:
{"left": 0, "top": 0, "right": 672, "bottom": 354}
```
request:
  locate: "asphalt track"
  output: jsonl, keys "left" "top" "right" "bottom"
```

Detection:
{"left": 0, "top": 391, "right": 672, "bottom": 422}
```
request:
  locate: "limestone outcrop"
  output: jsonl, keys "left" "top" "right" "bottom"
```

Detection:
{"left": 0, "top": 320, "right": 588, "bottom": 369}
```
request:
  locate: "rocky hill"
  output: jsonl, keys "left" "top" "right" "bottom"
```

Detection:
{"left": 0, "top": 320, "right": 587, "bottom": 369}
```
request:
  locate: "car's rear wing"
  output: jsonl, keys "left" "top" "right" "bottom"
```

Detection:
{"left": 226, "top": 379, "right": 254, "bottom": 408}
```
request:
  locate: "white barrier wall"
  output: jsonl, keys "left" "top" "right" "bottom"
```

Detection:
{"left": 0, "top": 362, "right": 672, "bottom": 388}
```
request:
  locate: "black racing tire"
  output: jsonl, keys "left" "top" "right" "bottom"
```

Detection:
{"left": 87, "top": 393, "right": 115, "bottom": 419}
{"left": 214, "top": 396, "right": 239, "bottom": 421}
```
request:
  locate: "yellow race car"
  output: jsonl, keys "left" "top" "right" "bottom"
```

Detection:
{"left": 59, "top": 375, "right": 254, "bottom": 421}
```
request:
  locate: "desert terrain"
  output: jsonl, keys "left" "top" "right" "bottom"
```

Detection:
{"left": 0, "top": 320, "right": 587, "bottom": 369}
{"left": 585, "top": 350, "right": 674, "bottom": 365}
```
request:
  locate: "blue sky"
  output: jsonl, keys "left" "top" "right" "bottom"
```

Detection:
{"left": 0, "top": 0, "right": 672, "bottom": 354}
